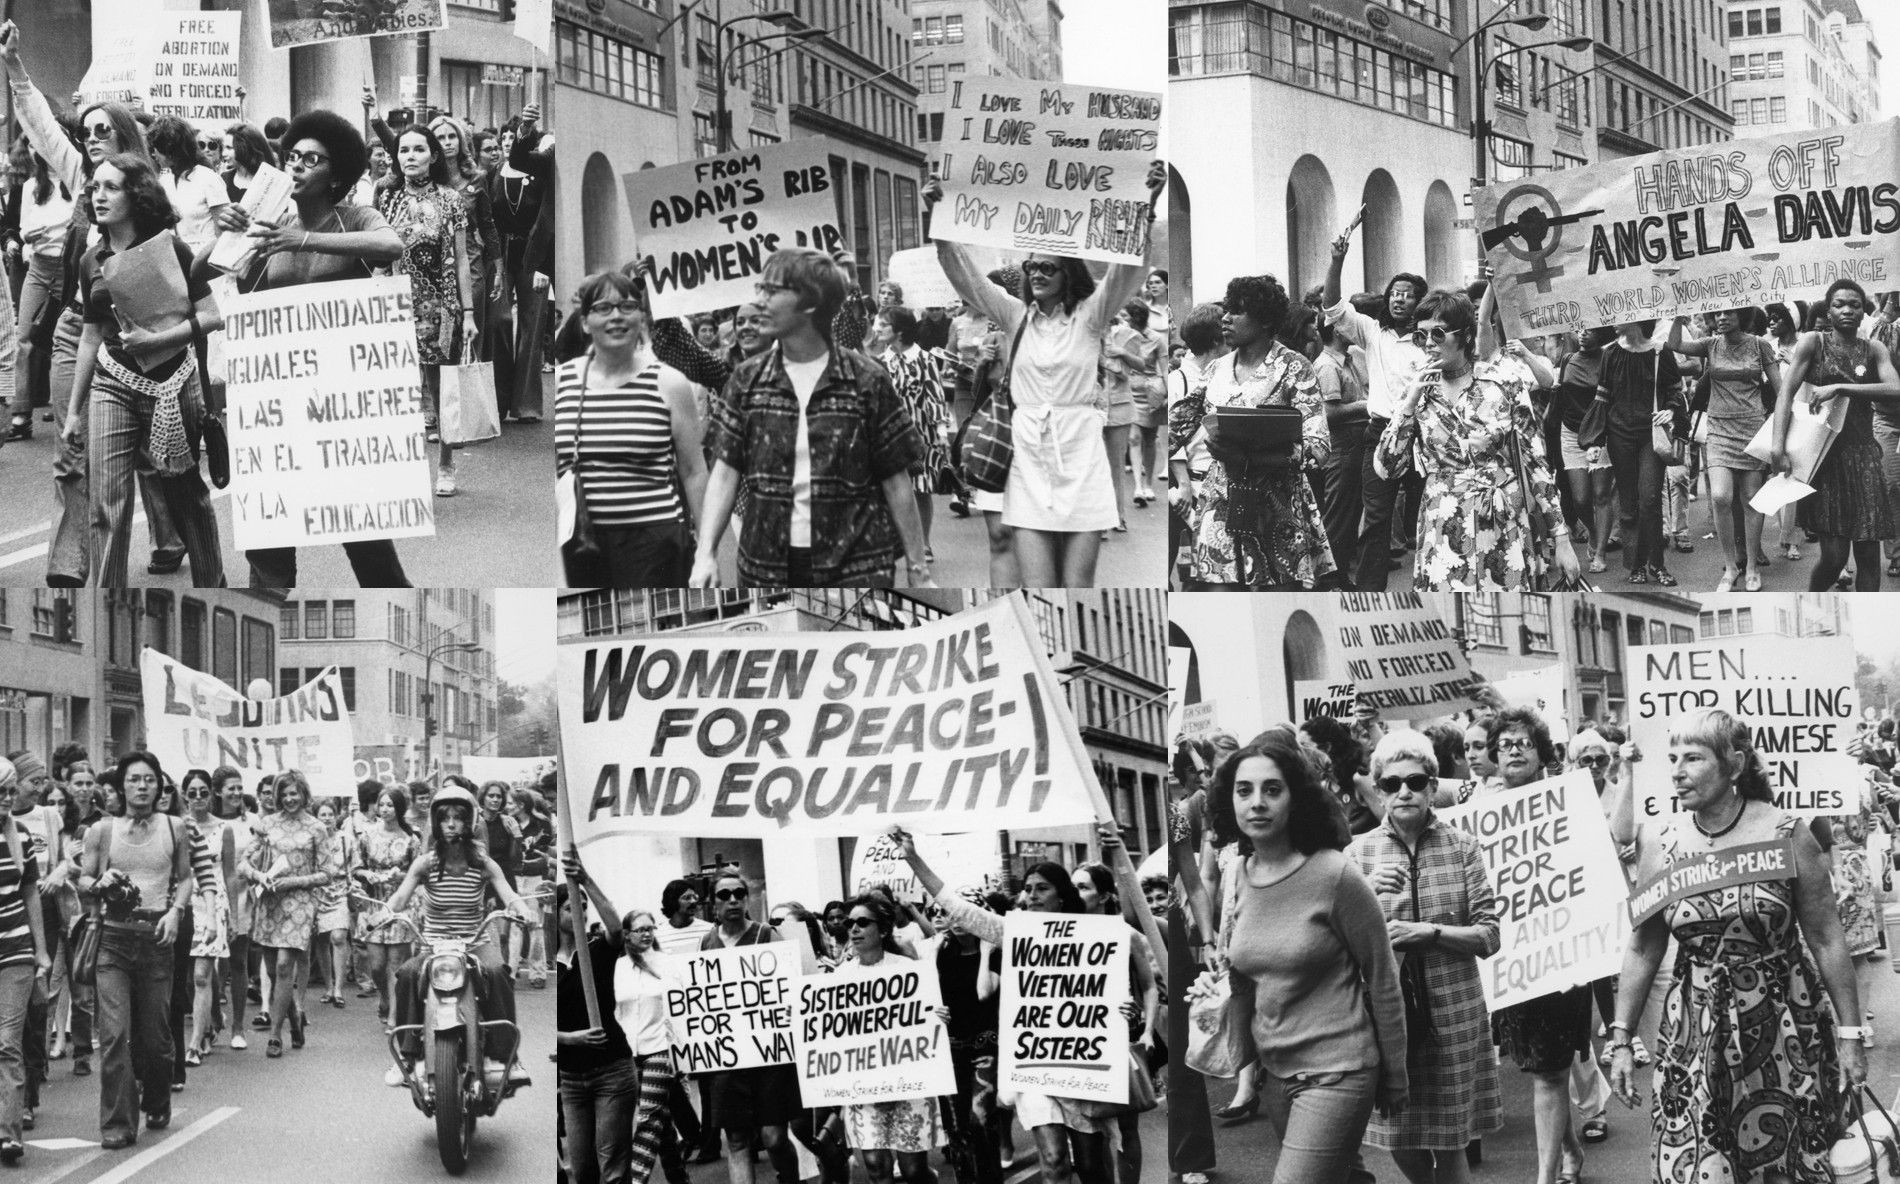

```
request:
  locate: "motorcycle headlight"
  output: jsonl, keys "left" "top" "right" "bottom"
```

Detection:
{"left": 429, "top": 955, "right": 466, "bottom": 992}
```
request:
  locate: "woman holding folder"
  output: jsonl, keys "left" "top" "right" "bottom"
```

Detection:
{"left": 68, "top": 154, "right": 225, "bottom": 586}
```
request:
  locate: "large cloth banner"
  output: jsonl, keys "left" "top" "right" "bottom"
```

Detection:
{"left": 1439, "top": 771, "right": 1628, "bottom": 1009}
{"left": 140, "top": 649, "right": 354, "bottom": 782}
{"left": 932, "top": 77, "right": 1160, "bottom": 264}
{"left": 1477, "top": 120, "right": 1900, "bottom": 338}
{"left": 1332, "top": 594, "right": 1480, "bottom": 717}
{"left": 999, "top": 912, "right": 1130, "bottom": 1103}
{"left": 219, "top": 275, "right": 436, "bottom": 550}
{"left": 1629, "top": 838, "right": 1797, "bottom": 925}
{"left": 557, "top": 597, "right": 1100, "bottom": 848}
{"left": 625, "top": 142, "right": 848, "bottom": 320}
{"left": 267, "top": 0, "right": 447, "bottom": 48}
{"left": 665, "top": 944, "right": 796, "bottom": 1073}
{"left": 1628, "top": 634, "right": 1858, "bottom": 819}
{"left": 792, "top": 961, "right": 958, "bottom": 1105}
{"left": 80, "top": 11, "right": 242, "bottom": 125}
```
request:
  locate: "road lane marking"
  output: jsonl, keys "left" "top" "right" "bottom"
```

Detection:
{"left": 0, "top": 488, "right": 232, "bottom": 570}
{"left": 86, "top": 1107, "right": 239, "bottom": 1184}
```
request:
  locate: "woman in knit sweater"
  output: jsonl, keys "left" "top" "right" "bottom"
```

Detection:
{"left": 1189, "top": 731, "right": 1408, "bottom": 1184}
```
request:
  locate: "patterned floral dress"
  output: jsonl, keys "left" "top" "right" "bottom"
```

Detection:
{"left": 1650, "top": 813, "right": 1842, "bottom": 1184}
{"left": 378, "top": 181, "right": 469, "bottom": 366}
{"left": 245, "top": 811, "right": 341, "bottom": 951}
{"left": 1180, "top": 343, "right": 1334, "bottom": 588}
{"left": 882, "top": 344, "right": 952, "bottom": 494}
{"left": 1827, "top": 783, "right": 1885, "bottom": 957}
{"left": 1379, "top": 359, "right": 1564, "bottom": 590}
{"left": 836, "top": 952, "right": 946, "bottom": 1152}
{"left": 354, "top": 824, "right": 421, "bottom": 944}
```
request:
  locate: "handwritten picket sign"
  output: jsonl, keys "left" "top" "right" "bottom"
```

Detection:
{"left": 267, "top": 0, "right": 447, "bottom": 49}
{"left": 665, "top": 944, "right": 796, "bottom": 1073}
{"left": 792, "top": 960, "right": 957, "bottom": 1105}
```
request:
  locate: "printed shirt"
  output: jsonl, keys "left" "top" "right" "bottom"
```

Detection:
{"left": 705, "top": 344, "right": 924, "bottom": 586}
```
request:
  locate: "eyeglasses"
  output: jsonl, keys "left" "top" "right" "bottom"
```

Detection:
{"left": 1410, "top": 326, "right": 1453, "bottom": 348}
{"left": 183, "top": 788, "right": 211, "bottom": 799}
{"left": 84, "top": 123, "right": 114, "bottom": 142}
{"left": 1574, "top": 754, "right": 1611, "bottom": 769}
{"left": 284, "top": 149, "right": 331, "bottom": 170}
{"left": 1375, "top": 773, "right": 1434, "bottom": 796}
{"left": 589, "top": 299, "right": 643, "bottom": 317}
{"left": 1497, "top": 736, "right": 1534, "bottom": 753}
{"left": 846, "top": 916, "right": 877, "bottom": 929}
{"left": 713, "top": 888, "right": 748, "bottom": 902}
{"left": 622, "top": 924, "right": 657, "bottom": 934}
{"left": 753, "top": 281, "right": 793, "bottom": 300}
{"left": 1022, "top": 260, "right": 1062, "bottom": 278}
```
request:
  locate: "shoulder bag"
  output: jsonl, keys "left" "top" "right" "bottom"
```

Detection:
{"left": 1651, "top": 352, "right": 1686, "bottom": 465}
{"left": 957, "top": 315, "right": 1030, "bottom": 494}
{"left": 69, "top": 820, "right": 109, "bottom": 989}
{"left": 560, "top": 355, "right": 607, "bottom": 586}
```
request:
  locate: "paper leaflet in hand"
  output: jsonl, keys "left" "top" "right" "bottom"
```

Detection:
{"left": 1750, "top": 473, "right": 1814, "bottom": 515}
{"left": 209, "top": 163, "right": 295, "bottom": 274}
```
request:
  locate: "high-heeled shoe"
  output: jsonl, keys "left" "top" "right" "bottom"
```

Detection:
{"left": 1215, "top": 1097, "right": 1259, "bottom": 1124}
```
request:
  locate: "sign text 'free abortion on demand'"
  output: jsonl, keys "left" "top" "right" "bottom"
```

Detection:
{"left": 1437, "top": 771, "right": 1629, "bottom": 1009}
{"left": 933, "top": 78, "right": 1160, "bottom": 265}
{"left": 218, "top": 276, "right": 436, "bottom": 551}
{"left": 792, "top": 960, "right": 957, "bottom": 1106}
{"left": 81, "top": 10, "right": 243, "bottom": 126}
{"left": 1477, "top": 119, "right": 1900, "bottom": 338}
{"left": 625, "top": 142, "right": 847, "bottom": 320}
{"left": 557, "top": 597, "right": 1099, "bottom": 844}
{"left": 139, "top": 649, "right": 354, "bottom": 782}
{"left": 1000, "top": 912, "right": 1130, "bottom": 1104}
{"left": 1628, "top": 634, "right": 1857, "bottom": 818}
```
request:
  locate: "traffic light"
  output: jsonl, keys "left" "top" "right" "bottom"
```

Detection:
{"left": 499, "top": 0, "right": 516, "bottom": 20}
{"left": 426, "top": 717, "right": 438, "bottom": 737}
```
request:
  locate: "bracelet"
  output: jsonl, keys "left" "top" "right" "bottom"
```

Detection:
{"left": 1608, "top": 1021, "right": 1633, "bottom": 1035}
{"left": 301, "top": 231, "right": 309, "bottom": 252}
{"left": 1609, "top": 1039, "right": 1634, "bottom": 1052}
{"left": 1838, "top": 1025, "right": 1868, "bottom": 1039}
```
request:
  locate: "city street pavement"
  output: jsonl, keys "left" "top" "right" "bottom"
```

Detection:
{"left": 1194, "top": 877, "right": 1900, "bottom": 1184}
{"left": 12, "top": 975, "right": 553, "bottom": 1184}
{"left": 0, "top": 394, "right": 556, "bottom": 589}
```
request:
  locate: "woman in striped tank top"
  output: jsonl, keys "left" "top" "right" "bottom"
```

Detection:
{"left": 177, "top": 770, "right": 233, "bottom": 1067}
{"left": 556, "top": 271, "right": 710, "bottom": 587}
{"left": 0, "top": 759, "right": 51, "bottom": 1166}
{"left": 382, "top": 786, "right": 538, "bottom": 1083}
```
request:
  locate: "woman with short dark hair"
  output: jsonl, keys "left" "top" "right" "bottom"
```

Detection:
{"left": 867, "top": 304, "right": 952, "bottom": 564}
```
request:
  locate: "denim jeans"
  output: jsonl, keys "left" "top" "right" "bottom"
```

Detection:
{"left": 0, "top": 964, "right": 31, "bottom": 1143}
{"left": 95, "top": 925, "right": 175, "bottom": 1142}
{"left": 1258, "top": 1065, "right": 1376, "bottom": 1184}
{"left": 560, "top": 1056, "right": 640, "bottom": 1184}
{"left": 1168, "top": 906, "right": 1216, "bottom": 1174}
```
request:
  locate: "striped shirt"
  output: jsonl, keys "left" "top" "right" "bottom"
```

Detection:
{"left": 422, "top": 863, "right": 489, "bottom": 942}
{"left": 187, "top": 819, "right": 226, "bottom": 897}
{"left": 0, "top": 841, "right": 37, "bottom": 970}
{"left": 554, "top": 357, "right": 683, "bottom": 527}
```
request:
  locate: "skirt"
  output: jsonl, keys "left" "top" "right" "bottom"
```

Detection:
{"left": 1003, "top": 403, "right": 1117, "bottom": 532}
{"left": 188, "top": 891, "right": 230, "bottom": 960}
{"left": 842, "top": 1097, "right": 945, "bottom": 1153}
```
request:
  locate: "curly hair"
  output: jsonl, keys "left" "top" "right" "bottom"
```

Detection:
{"left": 1223, "top": 274, "right": 1290, "bottom": 335}
{"left": 1378, "top": 272, "right": 1429, "bottom": 331}
{"left": 392, "top": 125, "right": 453, "bottom": 188}
{"left": 95, "top": 153, "right": 178, "bottom": 241}
{"left": 841, "top": 893, "right": 906, "bottom": 955}
{"left": 1121, "top": 299, "right": 1150, "bottom": 333}
{"left": 1487, "top": 707, "right": 1558, "bottom": 769}
{"left": 282, "top": 109, "right": 370, "bottom": 202}
{"left": 1016, "top": 255, "right": 1096, "bottom": 314}
{"left": 1298, "top": 714, "right": 1365, "bottom": 792}
{"left": 1207, "top": 733, "right": 1349, "bottom": 855}
{"left": 1823, "top": 278, "right": 1871, "bottom": 319}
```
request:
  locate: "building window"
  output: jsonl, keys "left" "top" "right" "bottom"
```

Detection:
{"left": 213, "top": 608, "right": 238, "bottom": 686}
{"left": 894, "top": 176, "right": 920, "bottom": 250}
{"left": 1491, "top": 135, "right": 1533, "bottom": 180}
{"left": 280, "top": 668, "right": 300, "bottom": 696}
{"left": 1770, "top": 96, "right": 1786, "bottom": 122}
{"left": 923, "top": 15, "right": 943, "bottom": 45}
{"left": 242, "top": 618, "right": 272, "bottom": 690}
{"left": 333, "top": 601, "right": 355, "bottom": 640}
{"left": 1523, "top": 595, "right": 1555, "bottom": 652}
{"left": 29, "top": 593, "right": 52, "bottom": 639}
{"left": 925, "top": 64, "right": 945, "bottom": 93}
{"left": 182, "top": 601, "right": 205, "bottom": 670}
{"left": 338, "top": 667, "right": 357, "bottom": 712}
{"left": 305, "top": 602, "right": 328, "bottom": 641}
{"left": 1465, "top": 593, "right": 1504, "bottom": 647}
{"left": 945, "top": 14, "right": 962, "bottom": 43}
{"left": 1767, "top": 50, "right": 1783, "bottom": 77}
{"left": 1751, "top": 96, "right": 1767, "bottom": 123}
{"left": 450, "top": 0, "right": 500, "bottom": 10}
{"left": 279, "top": 603, "right": 298, "bottom": 640}
{"left": 694, "top": 112, "right": 718, "bottom": 157}
{"left": 555, "top": 22, "right": 668, "bottom": 110}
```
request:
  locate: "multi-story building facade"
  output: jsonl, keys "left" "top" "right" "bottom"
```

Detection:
{"left": 0, "top": 591, "right": 94, "bottom": 766}
{"left": 556, "top": 587, "right": 1164, "bottom": 919}
{"left": 1591, "top": 0, "right": 1736, "bottom": 159}
{"left": 1726, "top": 0, "right": 1880, "bottom": 135}
{"left": 99, "top": 591, "right": 283, "bottom": 761}
{"left": 910, "top": 0, "right": 1060, "bottom": 155}
{"left": 278, "top": 590, "right": 500, "bottom": 781}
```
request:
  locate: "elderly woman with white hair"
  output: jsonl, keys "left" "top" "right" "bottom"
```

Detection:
{"left": 1346, "top": 730, "right": 1501, "bottom": 1184}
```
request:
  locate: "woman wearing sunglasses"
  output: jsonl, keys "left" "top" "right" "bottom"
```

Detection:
{"left": 177, "top": 770, "right": 235, "bottom": 1068}
{"left": 1347, "top": 731, "right": 1500, "bottom": 1184}
{"left": 1374, "top": 286, "right": 1580, "bottom": 591}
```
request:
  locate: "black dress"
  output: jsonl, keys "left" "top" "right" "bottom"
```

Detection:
{"left": 1798, "top": 334, "right": 1891, "bottom": 540}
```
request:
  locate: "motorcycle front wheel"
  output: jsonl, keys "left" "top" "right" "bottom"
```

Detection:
{"left": 435, "top": 1029, "right": 476, "bottom": 1174}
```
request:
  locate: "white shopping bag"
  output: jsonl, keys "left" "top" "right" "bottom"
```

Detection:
{"left": 441, "top": 362, "right": 502, "bottom": 445}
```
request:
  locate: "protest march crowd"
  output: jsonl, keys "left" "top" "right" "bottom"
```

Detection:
{"left": 552, "top": 166, "right": 1171, "bottom": 591}
{"left": 0, "top": 742, "right": 555, "bottom": 1164}
{"left": 0, "top": 16, "right": 555, "bottom": 588}
{"left": 557, "top": 825, "right": 1169, "bottom": 1184}
{"left": 1168, "top": 667, "right": 1900, "bottom": 1184}
{"left": 1167, "top": 223, "right": 1900, "bottom": 596}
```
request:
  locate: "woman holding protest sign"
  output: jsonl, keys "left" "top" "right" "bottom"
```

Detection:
{"left": 1607, "top": 708, "right": 1862, "bottom": 1184}
{"left": 1771, "top": 278, "right": 1900, "bottom": 591}
{"left": 1073, "top": 830, "right": 1162, "bottom": 1184}
{"left": 1346, "top": 730, "right": 1500, "bottom": 1184}
{"left": 922, "top": 161, "right": 1167, "bottom": 587}
{"left": 217, "top": 107, "right": 412, "bottom": 588}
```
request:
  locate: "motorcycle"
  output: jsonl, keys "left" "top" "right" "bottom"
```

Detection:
{"left": 362, "top": 900, "right": 532, "bottom": 1175}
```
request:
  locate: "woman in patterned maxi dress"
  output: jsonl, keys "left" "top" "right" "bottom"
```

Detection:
{"left": 1348, "top": 732, "right": 1501, "bottom": 1184}
{"left": 870, "top": 308, "right": 952, "bottom": 561}
{"left": 1607, "top": 709, "right": 1863, "bottom": 1184}
{"left": 1374, "top": 288, "right": 1578, "bottom": 591}
{"left": 236, "top": 771, "right": 339, "bottom": 1060}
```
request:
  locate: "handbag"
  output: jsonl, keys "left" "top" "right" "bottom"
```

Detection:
{"left": 1184, "top": 860, "right": 1250, "bottom": 1078}
{"left": 560, "top": 356, "right": 607, "bottom": 584}
{"left": 1072, "top": 1047, "right": 1160, "bottom": 1118}
{"left": 1650, "top": 353, "right": 1686, "bottom": 465}
{"left": 441, "top": 360, "right": 502, "bottom": 444}
{"left": 1831, "top": 1086, "right": 1900, "bottom": 1183}
{"left": 957, "top": 316, "right": 1030, "bottom": 494}
{"left": 69, "top": 820, "right": 110, "bottom": 990}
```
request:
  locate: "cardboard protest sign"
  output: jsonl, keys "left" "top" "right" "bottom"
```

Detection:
{"left": 1629, "top": 838, "right": 1796, "bottom": 925}
{"left": 1439, "top": 771, "right": 1628, "bottom": 1008}
{"left": 664, "top": 944, "right": 795, "bottom": 1073}
{"left": 512, "top": 0, "right": 552, "bottom": 54}
{"left": 1477, "top": 120, "right": 1900, "bottom": 338}
{"left": 1492, "top": 666, "right": 1570, "bottom": 742}
{"left": 141, "top": 649, "right": 354, "bottom": 781}
{"left": 850, "top": 832, "right": 997, "bottom": 902}
{"left": 557, "top": 597, "right": 1099, "bottom": 850}
{"left": 219, "top": 275, "right": 436, "bottom": 551}
{"left": 933, "top": 78, "right": 1160, "bottom": 264}
{"left": 792, "top": 960, "right": 957, "bottom": 1105}
{"left": 147, "top": 12, "right": 243, "bottom": 125}
{"left": 1168, "top": 645, "right": 1191, "bottom": 737}
{"left": 1176, "top": 701, "right": 1217, "bottom": 739}
{"left": 267, "top": 0, "right": 446, "bottom": 48}
{"left": 624, "top": 143, "right": 847, "bottom": 320}
{"left": 885, "top": 248, "right": 961, "bottom": 309}
{"left": 352, "top": 744, "right": 438, "bottom": 786}
{"left": 77, "top": 0, "right": 145, "bottom": 108}
{"left": 1000, "top": 912, "right": 1130, "bottom": 1103}
{"left": 1628, "top": 634, "right": 1857, "bottom": 818}
{"left": 1292, "top": 679, "right": 1357, "bottom": 721}
{"left": 1333, "top": 594, "right": 1480, "bottom": 717}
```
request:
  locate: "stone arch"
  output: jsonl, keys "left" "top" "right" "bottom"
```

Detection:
{"left": 1282, "top": 610, "right": 1326, "bottom": 714}
{"left": 582, "top": 152, "right": 621, "bottom": 275}
{"left": 1423, "top": 180, "right": 1461, "bottom": 288}
{"left": 1285, "top": 154, "right": 1336, "bottom": 298}
{"left": 1360, "top": 169, "right": 1403, "bottom": 294}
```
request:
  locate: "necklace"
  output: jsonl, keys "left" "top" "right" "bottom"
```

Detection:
{"left": 1693, "top": 795, "right": 1747, "bottom": 840}
{"left": 1439, "top": 361, "right": 1472, "bottom": 383}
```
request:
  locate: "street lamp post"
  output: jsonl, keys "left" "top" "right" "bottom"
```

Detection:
{"left": 718, "top": 26, "right": 831, "bottom": 153}
{"left": 1453, "top": 9, "right": 1588, "bottom": 194}
{"left": 422, "top": 638, "right": 482, "bottom": 776}
{"left": 658, "top": 0, "right": 808, "bottom": 155}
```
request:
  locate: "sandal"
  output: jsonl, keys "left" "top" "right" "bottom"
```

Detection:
{"left": 1581, "top": 1115, "right": 1609, "bottom": 1143}
{"left": 1588, "top": 556, "right": 1608, "bottom": 573}
{"left": 1784, "top": 544, "right": 1802, "bottom": 561}
{"left": 1744, "top": 570, "right": 1762, "bottom": 592}
{"left": 1627, "top": 568, "right": 1649, "bottom": 584}
{"left": 1716, "top": 567, "right": 1735, "bottom": 593}
{"left": 184, "top": 1048, "right": 201, "bottom": 1068}
{"left": 1558, "top": 1149, "right": 1585, "bottom": 1184}
{"left": 1653, "top": 567, "right": 1678, "bottom": 587}
{"left": 266, "top": 1039, "right": 283, "bottom": 1059}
